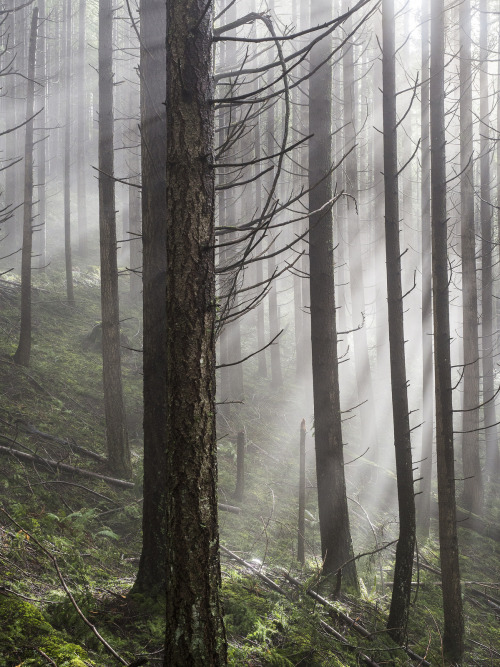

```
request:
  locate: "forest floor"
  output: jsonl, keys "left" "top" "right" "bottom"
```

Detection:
{"left": 0, "top": 269, "right": 498, "bottom": 666}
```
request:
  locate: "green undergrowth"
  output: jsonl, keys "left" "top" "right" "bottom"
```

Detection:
{"left": 0, "top": 270, "right": 498, "bottom": 665}
{"left": 0, "top": 595, "right": 92, "bottom": 666}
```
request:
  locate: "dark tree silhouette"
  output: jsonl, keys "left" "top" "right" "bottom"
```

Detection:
{"left": 163, "top": 0, "right": 226, "bottom": 662}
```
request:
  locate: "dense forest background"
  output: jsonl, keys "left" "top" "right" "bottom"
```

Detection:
{"left": 0, "top": 0, "right": 499, "bottom": 665}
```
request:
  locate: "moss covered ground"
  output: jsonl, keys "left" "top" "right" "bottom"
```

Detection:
{"left": 0, "top": 270, "right": 498, "bottom": 665}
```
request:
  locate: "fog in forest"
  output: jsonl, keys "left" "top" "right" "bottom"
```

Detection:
{"left": 0, "top": 0, "right": 499, "bottom": 663}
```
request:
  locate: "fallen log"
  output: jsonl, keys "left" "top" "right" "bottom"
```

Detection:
{"left": 221, "top": 545, "right": 287, "bottom": 595}
{"left": 284, "top": 572, "right": 372, "bottom": 639}
{"left": 221, "top": 545, "right": 381, "bottom": 667}
{"left": 218, "top": 503, "right": 241, "bottom": 514}
{"left": 15, "top": 421, "right": 107, "bottom": 464}
{"left": 0, "top": 445, "right": 134, "bottom": 488}
{"left": 284, "top": 572, "right": 430, "bottom": 667}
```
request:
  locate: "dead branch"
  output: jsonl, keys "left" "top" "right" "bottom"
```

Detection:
{"left": 0, "top": 445, "right": 134, "bottom": 488}
{"left": 15, "top": 421, "right": 107, "bottom": 463}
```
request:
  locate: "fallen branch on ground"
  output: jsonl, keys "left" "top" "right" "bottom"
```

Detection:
{"left": 221, "top": 545, "right": 381, "bottom": 667}
{"left": 0, "top": 445, "right": 134, "bottom": 488}
{"left": 15, "top": 421, "right": 107, "bottom": 463}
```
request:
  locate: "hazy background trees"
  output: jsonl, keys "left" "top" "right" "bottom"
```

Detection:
{"left": 1, "top": 0, "right": 500, "bottom": 661}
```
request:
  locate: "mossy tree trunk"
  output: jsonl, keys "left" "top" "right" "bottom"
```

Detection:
{"left": 163, "top": 0, "right": 226, "bottom": 663}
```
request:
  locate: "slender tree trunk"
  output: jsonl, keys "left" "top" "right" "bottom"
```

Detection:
{"left": 266, "top": 24, "right": 283, "bottom": 388}
{"left": 13, "top": 8, "right": 38, "bottom": 367}
{"left": 77, "top": 0, "right": 88, "bottom": 258}
{"left": 417, "top": 0, "right": 433, "bottom": 538}
{"left": 234, "top": 431, "right": 245, "bottom": 502}
{"left": 298, "top": 418, "right": 306, "bottom": 565}
{"left": 430, "top": 0, "right": 464, "bottom": 661}
{"left": 35, "top": 0, "right": 46, "bottom": 271}
{"left": 308, "top": 3, "right": 357, "bottom": 591}
{"left": 64, "top": 0, "right": 74, "bottom": 305}
{"left": 131, "top": 0, "right": 167, "bottom": 598}
{"left": 460, "top": 0, "right": 482, "bottom": 515}
{"left": 381, "top": 0, "right": 416, "bottom": 643}
{"left": 5, "top": 3, "right": 18, "bottom": 266}
{"left": 254, "top": 119, "right": 267, "bottom": 378}
{"left": 164, "top": 0, "right": 226, "bottom": 663}
{"left": 98, "top": 0, "right": 131, "bottom": 479}
{"left": 480, "top": 0, "right": 499, "bottom": 484}
{"left": 343, "top": 12, "right": 378, "bottom": 464}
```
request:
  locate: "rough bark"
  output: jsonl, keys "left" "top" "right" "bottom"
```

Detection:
{"left": 13, "top": 8, "right": 38, "bottom": 367}
{"left": 98, "top": 0, "right": 131, "bottom": 480}
{"left": 430, "top": 0, "right": 464, "bottom": 661}
{"left": 381, "top": 0, "right": 416, "bottom": 644}
{"left": 459, "top": 0, "right": 483, "bottom": 515}
{"left": 164, "top": 0, "right": 227, "bottom": 663}
{"left": 308, "top": 3, "right": 357, "bottom": 590}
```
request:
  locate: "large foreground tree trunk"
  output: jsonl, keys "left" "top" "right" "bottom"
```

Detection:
{"left": 308, "top": 4, "right": 357, "bottom": 591}
{"left": 131, "top": 0, "right": 167, "bottom": 599}
{"left": 430, "top": 0, "right": 464, "bottom": 662}
{"left": 164, "top": 0, "right": 226, "bottom": 663}
{"left": 98, "top": 0, "right": 131, "bottom": 479}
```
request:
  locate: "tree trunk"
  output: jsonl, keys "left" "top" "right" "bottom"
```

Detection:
{"left": 63, "top": 0, "right": 74, "bottom": 306}
{"left": 131, "top": 0, "right": 167, "bottom": 598}
{"left": 34, "top": 0, "right": 46, "bottom": 271}
{"left": 98, "top": 0, "right": 131, "bottom": 479}
{"left": 459, "top": 0, "right": 482, "bottom": 515}
{"left": 13, "top": 8, "right": 38, "bottom": 367}
{"left": 417, "top": 0, "right": 433, "bottom": 538}
{"left": 381, "top": 0, "right": 416, "bottom": 644}
{"left": 343, "top": 11, "right": 379, "bottom": 467}
{"left": 308, "top": 3, "right": 357, "bottom": 591}
{"left": 480, "top": 0, "right": 499, "bottom": 485}
{"left": 430, "top": 0, "right": 464, "bottom": 661}
{"left": 234, "top": 430, "right": 245, "bottom": 502}
{"left": 298, "top": 418, "right": 306, "bottom": 565}
{"left": 77, "top": 0, "right": 88, "bottom": 258}
{"left": 164, "top": 0, "right": 226, "bottom": 663}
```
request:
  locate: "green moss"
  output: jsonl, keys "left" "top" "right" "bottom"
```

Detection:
{"left": 0, "top": 595, "right": 93, "bottom": 666}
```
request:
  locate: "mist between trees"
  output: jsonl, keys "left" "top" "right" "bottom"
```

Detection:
{"left": 0, "top": 0, "right": 499, "bottom": 665}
